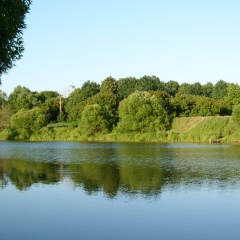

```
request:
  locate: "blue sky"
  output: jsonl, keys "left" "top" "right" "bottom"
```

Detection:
{"left": 1, "top": 0, "right": 240, "bottom": 96}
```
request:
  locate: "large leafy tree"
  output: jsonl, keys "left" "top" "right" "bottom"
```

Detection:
{"left": 227, "top": 83, "right": 240, "bottom": 101}
{"left": 202, "top": 82, "right": 213, "bottom": 98}
{"left": 100, "top": 76, "right": 118, "bottom": 94}
{"left": 136, "top": 75, "right": 165, "bottom": 92}
{"left": 79, "top": 80, "right": 100, "bottom": 101}
{"left": 0, "top": 0, "right": 32, "bottom": 82}
{"left": 165, "top": 80, "right": 179, "bottom": 97}
{"left": 79, "top": 104, "right": 111, "bottom": 136}
{"left": 117, "top": 91, "right": 170, "bottom": 133}
{"left": 7, "top": 85, "right": 40, "bottom": 112}
{"left": 212, "top": 80, "right": 228, "bottom": 101}
{"left": 83, "top": 91, "right": 119, "bottom": 129}
{"left": 10, "top": 107, "right": 48, "bottom": 140}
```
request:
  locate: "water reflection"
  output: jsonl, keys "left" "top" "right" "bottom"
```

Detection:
{"left": 0, "top": 141, "right": 240, "bottom": 197}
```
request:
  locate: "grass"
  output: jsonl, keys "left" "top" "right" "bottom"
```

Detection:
{"left": 1, "top": 116, "right": 240, "bottom": 143}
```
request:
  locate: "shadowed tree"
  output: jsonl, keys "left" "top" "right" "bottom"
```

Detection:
{"left": 117, "top": 76, "right": 138, "bottom": 100}
{"left": 136, "top": 75, "right": 165, "bottom": 92}
{"left": 0, "top": 0, "right": 32, "bottom": 83}
{"left": 212, "top": 80, "right": 228, "bottom": 101}
{"left": 165, "top": 80, "right": 179, "bottom": 97}
{"left": 79, "top": 104, "right": 111, "bottom": 136}
{"left": 202, "top": 82, "right": 213, "bottom": 98}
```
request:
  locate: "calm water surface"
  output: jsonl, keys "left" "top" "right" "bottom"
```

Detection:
{"left": 0, "top": 141, "right": 240, "bottom": 240}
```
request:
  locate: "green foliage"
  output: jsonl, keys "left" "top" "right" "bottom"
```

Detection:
{"left": 117, "top": 91, "right": 170, "bottom": 133}
{"left": 0, "top": 0, "right": 32, "bottom": 82}
{"left": 65, "top": 81, "right": 100, "bottom": 122}
{"left": 214, "top": 98, "right": 232, "bottom": 116}
{"left": 136, "top": 75, "right": 165, "bottom": 91}
{"left": 10, "top": 107, "right": 48, "bottom": 140}
{"left": 37, "top": 90, "right": 59, "bottom": 102}
{"left": 232, "top": 104, "right": 240, "bottom": 125}
{"left": 100, "top": 76, "right": 118, "bottom": 94}
{"left": 0, "top": 158, "right": 60, "bottom": 190}
{"left": 190, "top": 96, "right": 218, "bottom": 116}
{"left": 165, "top": 80, "right": 179, "bottom": 96}
{"left": 7, "top": 86, "right": 41, "bottom": 112}
{"left": 212, "top": 80, "right": 228, "bottom": 100}
{"left": 178, "top": 82, "right": 203, "bottom": 96}
{"left": 117, "top": 77, "right": 138, "bottom": 100}
{"left": 147, "top": 90, "right": 173, "bottom": 116}
{"left": 40, "top": 97, "right": 61, "bottom": 123}
{"left": 83, "top": 91, "right": 119, "bottom": 128}
{"left": 79, "top": 104, "right": 111, "bottom": 136}
{"left": 80, "top": 80, "right": 100, "bottom": 101}
{"left": 227, "top": 83, "right": 240, "bottom": 101}
{"left": 0, "top": 105, "right": 12, "bottom": 131}
{"left": 0, "top": 90, "right": 7, "bottom": 107}
{"left": 65, "top": 88, "right": 82, "bottom": 122}
{"left": 202, "top": 82, "right": 213, "bottom": 98}
{"left": 172, "top": 94, "right": 219, "bottom": 117}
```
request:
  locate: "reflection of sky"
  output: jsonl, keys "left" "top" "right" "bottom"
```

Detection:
{"left": 1, "top": 141, "right": 240, "bottom": 239}
{"left": 1, "top": 181, "right": 240, "bottom": 240}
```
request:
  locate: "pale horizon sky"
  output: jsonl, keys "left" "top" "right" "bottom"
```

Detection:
{"left": 1, "top": 0, "right": 240, "bottom": 96}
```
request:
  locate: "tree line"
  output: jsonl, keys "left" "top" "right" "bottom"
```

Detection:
{"left": 1, "top": 76, "right": 240, "bottom": 140}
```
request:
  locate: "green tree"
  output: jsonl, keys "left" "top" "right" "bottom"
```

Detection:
{"left": 136, "top": 75, "right": 165, "bottom": 91}
{"left": 65, "top": 81, "right": 100, "bottom": 122}
{"left": 37, "top": 90, "right": 59, "bottom": 103}
{"left": 178, "top": 82, "right": 202, "bottom": 96}
{"left": 227, "top": 83, "right": 240, "bottom": 101}
{"left": 165, "top": 80, "right": 179, "bottom": 97}
{"left": 40, "top": 97, "right": 61, "bottom": 123}
{"left": 10, "top": 107, "right": 48, "bottom": 140}
{"left": 79, "top": 104, "right": 111, "bottom": 136}
{"left": 147, "top": 90, "right": 173, "bottom": 116}
{"left": 213, "top": 98, "right": 232, "bottom": 116}
{"left": 0, "top": 90, "right": 7, "bottom": 107}
{"left": 190, "top": 96, "right": 218, "bottom": 116}
{"left": 65, "top": 88, "right": 82, "bottom": 122}
{"left": 100, "top": 76, "right": 118, "bottom": 94}
{"left": 80, "top": 80, "right": 100, "bottom": 101}
{"left": 117, "top": 91, "right": 170, "bottom": 133}
{"left": 83, "top": 91, "right": 119, "bottom": 128}
{"left": 212, "top": 80, "right": 228, "bottom": 100}
{"left": 202, "top": 82, "right": 213, "bottom": 98}
{"left": 7, "top": 86, "right": 40, "bottom": 112}
{"left": 171, "top": 94, "right": 195, "bottom": 117}
{"left": 0, "top": 0, "right": 32, "bottom": 82}
{"left": 117, "top": 77, "right": 138, "bottom": 100}
{"left": 0, "top": 105, "right": 12, "bottom": 131}
{"left": 232, "top": 104, "right": 240, "bottom": 125}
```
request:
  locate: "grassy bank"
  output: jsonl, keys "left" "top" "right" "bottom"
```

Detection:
{"left": 1, "top": 116, "right": 240, "bottom": 143}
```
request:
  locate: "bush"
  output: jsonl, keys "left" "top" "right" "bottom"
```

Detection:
{"left": 116, "top": 91, "right": 170, "bottom": 133}
{"left": 232, "top": 104, "right": 240, "bottom": 125}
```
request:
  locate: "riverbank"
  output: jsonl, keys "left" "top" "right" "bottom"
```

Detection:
{"left": 1, "top": 116, "right": 240, "bottom": 143}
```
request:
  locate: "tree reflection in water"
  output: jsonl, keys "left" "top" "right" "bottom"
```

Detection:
{"left": 1, "top": 148, "right": 240, "bottom": 197}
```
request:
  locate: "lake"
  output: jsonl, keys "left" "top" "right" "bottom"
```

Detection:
{"left": 0, "top": 141, "right": 240, "bottom": 240}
